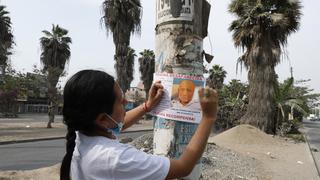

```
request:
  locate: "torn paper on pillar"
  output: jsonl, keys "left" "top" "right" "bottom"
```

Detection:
{"left": 150, "top": 73, "right": 205, "bottom": 124}
{"left": 156, "top": 0, "right": 194, "bottom": 24}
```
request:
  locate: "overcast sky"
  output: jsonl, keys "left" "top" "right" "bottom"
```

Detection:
{"left": 1, "top": 0, "right": 319, "bottom": 93}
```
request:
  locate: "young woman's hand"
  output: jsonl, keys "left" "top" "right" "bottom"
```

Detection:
{"left": 198, "top": 87, "right": 218, "bottom": 119}
{"left": 146, "top": 81, "right": 164, "bottom": 111}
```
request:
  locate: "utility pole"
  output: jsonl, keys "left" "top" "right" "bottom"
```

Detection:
{"left": 153, "top": 0, "right": 211, "bottom": 179}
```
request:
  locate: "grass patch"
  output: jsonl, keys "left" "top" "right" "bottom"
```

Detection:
{"left": 285, "top": 133, "right": 306, "bottom": 143}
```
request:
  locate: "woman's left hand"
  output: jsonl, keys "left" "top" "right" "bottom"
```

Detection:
{"left": 146, "top": 81, "right": 164, "bottom": 111}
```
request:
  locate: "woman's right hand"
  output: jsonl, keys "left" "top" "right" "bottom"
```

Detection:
{"left": 198, "top": 87, "right": 218, "bottom": 119}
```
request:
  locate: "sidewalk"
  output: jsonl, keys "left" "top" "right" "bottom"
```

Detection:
{"left": 0, "top": 115, "right": 154, "bottom": 145}
{"left": 301, "top": 120, "right": 320, "bottom": 177}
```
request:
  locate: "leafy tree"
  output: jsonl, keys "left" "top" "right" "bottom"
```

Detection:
{"left": 206, "top": 64, "right": 227, "bottom": 90}
{"left": 138, "top": 49, "right": 155, "bottom": 98}
{"left": 290, "top": 79, "right": 320, "bottom": 110}
{"left": 216, "top": 80, "right": 248, "bottom": 130}
{"left": 0, "top": 67, "right": 27, "bottom": 117}
{"left": 275, "top": 78, "right": 299, "bottom": 133}
{"left": 275, "top": 78, "right": 319, "bottom": 135}
{"left": 40, "top": 24, "right": 72, "bottom": 128}
{"left": 0, "top": 72, "right": 18, "bottom": 116}
{"left": 229, "top": 0, "right": 302, "bottom": 133}
{"left": 102, "top": 0, "right": 142, "bottom": 93}
{"left": 26, "top": 65, "right": 48, "bottom": 99}
{"left": 0, "top": 4, "right": 14, "bottom": 76}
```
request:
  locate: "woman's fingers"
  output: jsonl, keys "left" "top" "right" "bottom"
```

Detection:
{"left": 149, "top": 81, "right": 163, "bottom": 96}
{"left": 198, "top": 87, "right": 218, "bottom": 118}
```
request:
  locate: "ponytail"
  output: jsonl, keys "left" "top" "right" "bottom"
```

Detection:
{"left": 60, "top": 128, "right": 76, "bottom": 180}
{"left": 60, "top": 70, "right": 116, "bottom": 179}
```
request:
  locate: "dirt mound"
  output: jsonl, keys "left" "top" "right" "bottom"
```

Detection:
{"left": 210, "top": 124, "right": 278, "bottom": 146}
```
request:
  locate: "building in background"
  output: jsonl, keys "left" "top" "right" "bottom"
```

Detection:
{"left": 16, "top": 73, "right": 49, "bottom": 113}
{"left": 125, "top": 82, "right": 146, "bottom": 111}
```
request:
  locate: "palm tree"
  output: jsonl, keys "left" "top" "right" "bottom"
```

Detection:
{"left": 102, "top": 0, "right": 142, "bottom": 93}
{"left": 116, "top": 47, "right": 136, "bottom": 93}
{"left": 275, "top": 78, "right": 308, "bottom": 134}
{"left": 229, "top": 0, "right": 302, "bottom": 133}
{"left": 206, "top": 64, "right": 227, "bottom": 90}
{"left": 0, "top": 5, "right": 14, "bottom": 75}
{"left": 138, "top": 49, "right": 155, "bottom": 98}
{"left": 40, "top": 24, "right": 72, "bottom": 128}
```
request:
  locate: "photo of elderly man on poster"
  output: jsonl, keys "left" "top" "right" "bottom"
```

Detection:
{"left": 171, "top": 79, "right": 203, "bottom": 111}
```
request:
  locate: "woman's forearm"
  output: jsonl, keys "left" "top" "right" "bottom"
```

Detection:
{"left": 122, "top": 103, "right": 147, "bottom": 130}
{"left": 180, "top": 116, "right": 214, "bottom": 168}
{"left": 166, "top": 116, "right": 215, "bottom": 179}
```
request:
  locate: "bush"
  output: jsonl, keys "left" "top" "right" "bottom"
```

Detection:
{"left": 278, "top": 118, "right": 302, "bottom": 136}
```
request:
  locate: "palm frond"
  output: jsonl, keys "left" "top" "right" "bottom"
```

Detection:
{"left": 101, "top": 0, "right": 142, "bottom": 44}
{"left": 0, "top": 4, "right": 14, "bottom": 68}
{"left": 229, "top": 0, "right": 302, "bottom": 64}
{"left": 40, "top": 24, "right": 72, "bottom": 74}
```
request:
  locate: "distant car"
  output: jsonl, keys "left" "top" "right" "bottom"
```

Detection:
{"left": 310, "top": 118, "right": 320, "bottom": 121}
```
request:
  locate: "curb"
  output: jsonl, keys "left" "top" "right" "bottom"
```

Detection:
{"left": 0, "top": 129, "right": 153, "bottom": 145}
{"left": 0, "top": 136, "right": 65, "bottom": 145}
{"left": 303, "top": 134, "right": 320, "bottom": 177}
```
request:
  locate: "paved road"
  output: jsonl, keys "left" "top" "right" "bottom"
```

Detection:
{"left": 303, "top": 119, "right": 320, "bottom": 175}
{"left": 0, "top": 131, "right": 152, "bottom": 171}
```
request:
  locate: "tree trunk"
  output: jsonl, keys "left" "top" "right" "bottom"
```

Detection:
{"left": 153, "top": 1, "right": 211, "bottom": 179}
{"left": 241, "top": 63, "right": 277, "bottom": 134}
{"left": 115, "top": 45, "right": 133, "bottom": 94}
{"left": 47, "top": 102, "right": 55, "bottom": 128}
{"left": 115, "top": 45, "right": 128, "bottom": 93}
{"left": 46, "top": 68, "right": 60, "bottom": 128}
{"left": 0, "top": 64, "right": 5, "bottom": 83}
{"left": 275, "top": 108, "right": 281, "bottom": 134}
{"left": 47, "top": 115, "right": 54, "bottom": 129}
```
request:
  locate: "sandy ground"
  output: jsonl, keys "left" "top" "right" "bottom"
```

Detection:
{"left": 0, "top": 164, "right": 60, "bottom": 180}
{"left": 208, "top": 125, "right": 319, "bottom": 180}
{"left": 0, "top": 124, "right": 318, "bottom": 180}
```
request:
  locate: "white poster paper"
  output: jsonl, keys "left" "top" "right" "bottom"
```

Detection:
{"left": 150, "top": 73, "right": 205, "bottom": 124}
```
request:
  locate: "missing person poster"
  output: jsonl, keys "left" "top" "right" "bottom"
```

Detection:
{"left": 150, "top": 73, "right": 205, "bottom": 124}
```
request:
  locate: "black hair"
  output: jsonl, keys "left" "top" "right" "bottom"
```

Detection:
{"left": 60, "top": 70, "right": 116, "bottom": 180}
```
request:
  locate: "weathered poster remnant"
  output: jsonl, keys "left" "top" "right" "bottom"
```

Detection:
{"left": 156, "top": 0, "right": 194, "bottom": 24}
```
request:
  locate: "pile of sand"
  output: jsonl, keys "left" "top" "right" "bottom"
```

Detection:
{"left": 209, "top": 124, "right": 319, "bottom": 180}
{"left": 209, "top": 124, "right": 279, "bottom": 146}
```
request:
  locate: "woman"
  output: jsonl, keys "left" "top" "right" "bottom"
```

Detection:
{"left": 60, "top": 70, "right": 218, "bottom": 180}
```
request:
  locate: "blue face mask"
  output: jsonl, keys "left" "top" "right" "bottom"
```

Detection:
{"left": 105, "top": 114, "right": 123, "bottom": 134}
